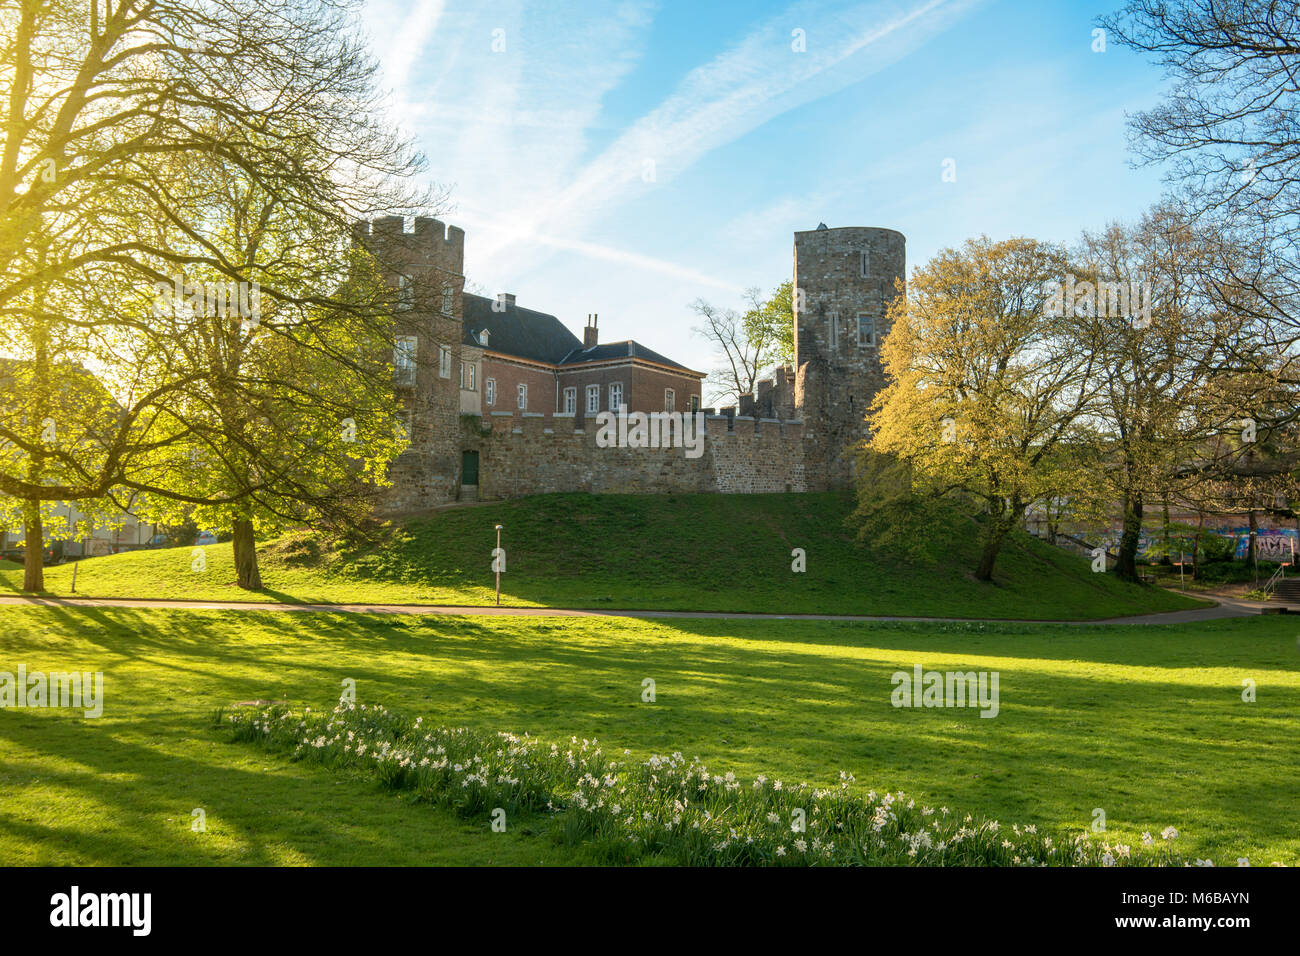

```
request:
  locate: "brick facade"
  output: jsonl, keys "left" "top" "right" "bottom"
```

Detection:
{"left": 558, "top": 360, "right": 701, "bottom": 425}
{"left": 481, "top": 355, "right": 557, "bottom": 419}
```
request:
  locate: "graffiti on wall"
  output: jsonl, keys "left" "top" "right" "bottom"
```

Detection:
{"left": 1124, "top": 527, "right": 1298, "bottom": 563}
{"left": 1229, "top": 528, "right": 1298, "bottom": 562}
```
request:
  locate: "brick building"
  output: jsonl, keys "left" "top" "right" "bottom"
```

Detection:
{"left": 458, "top": 298, "right": 703, "bottom": 426}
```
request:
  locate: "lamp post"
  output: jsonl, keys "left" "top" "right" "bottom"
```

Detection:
{"left": 1250, "top": 529, "right": 1259, "bottom": 588}
{"left": 494, "top": 524, "right": 503, "bottom": 607}
{"left": 70, "top": 520, "right": 79, "bottom": 593}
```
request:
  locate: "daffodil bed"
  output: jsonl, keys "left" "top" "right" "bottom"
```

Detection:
{"left": 223, "top": 701, "right": 1207, "bottom": 867}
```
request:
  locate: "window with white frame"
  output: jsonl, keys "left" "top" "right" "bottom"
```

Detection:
{"left": 664, "top": 388, "right": 675, "bottom": 412}
{"left": 608, "top": 382, "right": 623, "bottom": 410}
{"left": 485, "top": 377, "right": 496, "bottom": 406}
{"left": 860, "top": 250, "right": 870, "bottom": 278}
{"left": 397, "top": 274, "right": 413, "bottom": 311}
{"left": 394, "top": 335, "right": 417, "bottom": 385}
{"left": 517, "top": 383, "right": 528, "bottom": 410}
{"left": 460, "top": 362, "right": 477, "bottom": 390}
{"left": 442, "top": 283, "right": 453, "bottom": 314}
{"left": 585, "top": 384, "right": 600, "bottom": 414}
{"left": 857, "top": 313, "right": 875, "bottom": 347}
{"left": 438, "top": 345, "right": 451, "bottom": 378}
{"left": 562, "top": 387, "right": 577, "bottom": 414}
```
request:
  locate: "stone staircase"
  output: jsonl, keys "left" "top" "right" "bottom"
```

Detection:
{"left": 1273, "top": 578, "right": 1300, "bottom": 606}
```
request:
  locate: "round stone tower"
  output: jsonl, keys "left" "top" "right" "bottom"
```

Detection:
{"left": 793, "top": 224, "right": 905, "bottom": 490}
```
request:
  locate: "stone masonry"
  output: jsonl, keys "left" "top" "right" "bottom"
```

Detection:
{"left": 794, "top": 225, "right": 906, "bottom": 491}
{"left": 356, "top": 216, "right": 466, "bottom": 512}
{"left": 468, "top": 413, "right": 806, "bottom": 498}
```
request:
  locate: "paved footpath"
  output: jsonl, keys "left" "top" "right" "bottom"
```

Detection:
{"left": 0, "top": 593, "right": 1281, "bottom": 626}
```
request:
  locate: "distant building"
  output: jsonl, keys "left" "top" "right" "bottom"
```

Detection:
{"left": 0, "top": 358, "right": 158, "bottom": 557}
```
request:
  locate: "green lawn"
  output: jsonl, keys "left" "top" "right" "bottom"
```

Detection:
{"left": 1, "top": 606, "right": 1294, "bottom": 865}
{"left": 0, "top": 493, "right": 1206, "bottom": 620}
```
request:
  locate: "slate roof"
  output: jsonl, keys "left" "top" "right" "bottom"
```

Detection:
{"left": 461, "top": 293, "right": 582, "bottom": 364}
{"left": 557, "top": 341, "right": 692, "bottom": 371}
{"left": 460, "top": 293, "right": 696, "bottom": 373}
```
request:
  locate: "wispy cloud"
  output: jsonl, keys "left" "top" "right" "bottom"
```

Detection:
{"left": 360, "top": 0, "right": 981, "bottom": 323}
{"left": 456, "top": 210, "right": 744, "bottom": 294}
{"left": 471, "top": 0, "right": 984, "bottom": 274}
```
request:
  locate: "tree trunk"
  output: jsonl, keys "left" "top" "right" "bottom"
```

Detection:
{"left": 1117, "top": 491, "right": 1144, "bottom": 581}
{"left": 975, "top": 535, "right": 1001, "bottom": 581}
{"left": 1248, "top": 508, "right": 1258, "bottom": 570}
{"left": 1192, "top": 512, "right": 1205, "bottom": 580}
{"left": 1161, "top": 498, "right": 1172, "bottom": 565}
{"left": 232, "top": 518, "right": 262, "bottom": 590}
{"left": 22, "top": 503, "right": 44, "bottom": 592}
{"left": 24, "top": 279, "right": 50, "bottom": 595}
{"left": 974, "top": 502, "right": 1019, "bottom": 582}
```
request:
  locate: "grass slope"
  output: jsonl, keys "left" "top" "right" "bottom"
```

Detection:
{"left": 1, "top": 607, "right": 1295, "bottom": 865}
{"left": 0, "top": 493, "right": 1204, "bottom": 620}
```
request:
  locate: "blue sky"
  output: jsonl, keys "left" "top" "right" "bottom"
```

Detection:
{"left": 359, "top": 0, "right": 1173, "bottom": 376}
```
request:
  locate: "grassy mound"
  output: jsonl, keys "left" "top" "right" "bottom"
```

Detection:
{"left": 0, "top": 492, "right": 1205, "bottom": 619}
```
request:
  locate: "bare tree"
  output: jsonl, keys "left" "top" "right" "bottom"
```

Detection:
{"left": 1101, "top": 0, "right": 1300, "bottom": 400}
{"left": 691, "top": 287, "right": 777, "bottom": 407}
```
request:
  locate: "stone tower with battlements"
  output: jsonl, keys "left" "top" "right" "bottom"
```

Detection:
{"left": 353, "top": 216, "right": 467, "bottom": 510}
{"left": 793, "top": 225, "right": 905, "bottom": 490}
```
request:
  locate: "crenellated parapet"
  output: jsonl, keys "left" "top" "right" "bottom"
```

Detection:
{"left": 352, "top": 217, "right": 466, "bottom": 296}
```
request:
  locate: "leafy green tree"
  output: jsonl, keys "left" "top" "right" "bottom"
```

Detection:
{"left": 1069, "top": 205, "right": 1269, "bottom": 580}
{"left": 742, "top": 280, "right": 795, "bottom": 367}
{"left": 0, "top": 0, "right": 430, "bottom": 590}
{"left": 865, "top": 236, "right": 1098, "bottom": 581}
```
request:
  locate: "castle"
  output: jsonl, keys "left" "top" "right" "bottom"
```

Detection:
{"left": 352, "top": 217, "right": 904, "bottom": 512}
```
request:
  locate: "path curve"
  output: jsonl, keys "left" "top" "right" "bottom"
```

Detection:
{"left": 0, "top": 593, "right": 1279, "bottom": 625}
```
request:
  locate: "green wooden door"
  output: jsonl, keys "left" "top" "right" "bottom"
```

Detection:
{"left": 461, "top": 450, "right": 479, "bottom": 486}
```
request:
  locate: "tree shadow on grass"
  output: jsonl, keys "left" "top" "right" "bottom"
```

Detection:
{"left": 6, "top": 605, "right": 1298, "bottom": 863}
{"left": 0, "top": 706, "right": 572, "bottom": 866}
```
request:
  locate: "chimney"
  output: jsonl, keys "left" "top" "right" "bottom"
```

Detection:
{"left": 584, "top": 313, "right": 599, "bottom": 348}
{"left": 503, "top": 293, "right": 516, "bottom": 309}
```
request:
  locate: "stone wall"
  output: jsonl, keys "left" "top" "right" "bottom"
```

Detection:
{"left": 708, "top": 416, "right": 807, "bottom": 493}
{"left": 467, "top": 413, "right": 806, "bottom": 499}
